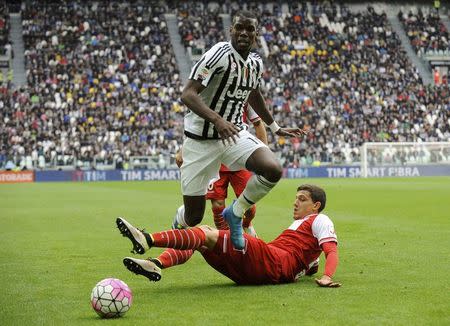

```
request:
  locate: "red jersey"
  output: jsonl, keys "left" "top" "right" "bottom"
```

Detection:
{"left": 203, "top": 213, "right": 338, "bottom": 285}
{"left": 269, "top": 213, "right": 338, "bottom": 281}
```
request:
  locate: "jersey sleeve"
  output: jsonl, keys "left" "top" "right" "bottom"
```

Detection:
{"left": 245, "top": 105, "right": 261, "bottom": 123}
{"left": 311, "top": 214, "right": 337, "bottom": 246}
{"left": 322, "top": 242, "right": 339, "bottom": 277}
{"left": 188, "top": 43, "right": 227, "bottom": 87}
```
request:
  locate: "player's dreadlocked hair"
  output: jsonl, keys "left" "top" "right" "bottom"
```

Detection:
{"left": 297, "top": 184, "right": 326, "bottom": 212}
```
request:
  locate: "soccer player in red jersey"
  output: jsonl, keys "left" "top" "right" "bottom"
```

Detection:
{"left": 117, "top": 184, "right": 340, "bottom": 287}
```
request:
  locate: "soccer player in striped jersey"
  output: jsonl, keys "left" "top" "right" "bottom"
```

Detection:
{"left": 176, "top": 10, "right": 307, "bottom": 250}
{"left": 117, "top": 184, "right": 340, "bottom": 287}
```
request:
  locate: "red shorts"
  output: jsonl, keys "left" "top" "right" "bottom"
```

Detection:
{"left": 200, "top": 230, "right": 298, "bottom": 285}
{"left": 206, "top": 169, "right": 253, "bottom": 200}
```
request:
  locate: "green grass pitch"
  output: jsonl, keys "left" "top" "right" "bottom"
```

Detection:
{"left": 1, "top": 178, "right": 449, "bottom": 325}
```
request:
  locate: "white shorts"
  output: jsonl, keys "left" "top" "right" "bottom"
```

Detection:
{"left": 180, "top": 130, "right": 267, "bottom": 196}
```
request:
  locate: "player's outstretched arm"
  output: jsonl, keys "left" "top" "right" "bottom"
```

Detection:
{"left": 247, "top": 88, "right": 308, "bottom": 138}
{"left": 315, "top": 241, "right": 341, "bottom": 288}
{"left": 274, "top": 126, "right": 308, "bottom": 138}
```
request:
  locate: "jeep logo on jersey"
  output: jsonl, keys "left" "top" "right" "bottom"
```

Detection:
{"left": 226, "top": 88, "right": 250, "bottom": 100}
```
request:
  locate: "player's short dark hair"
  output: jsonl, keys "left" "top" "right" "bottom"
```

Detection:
{"left": 232, "top": 10, "right": 258, "bottom": 25}
{"left": 297, "top": 184, "right": 326, "bottom": 212}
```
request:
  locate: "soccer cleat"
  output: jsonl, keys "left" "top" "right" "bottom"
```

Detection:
{"left": 222, "top": 201, "right": 245, "bottom": 250}
{"left": 123, "top": 257, "right": 162, "bottom": 282}
{"left": 116, "top": 217, "right": 151, "bottom": 254}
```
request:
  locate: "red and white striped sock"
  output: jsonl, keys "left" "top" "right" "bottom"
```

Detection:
{"left": 212, "top": 206, "right": 229, "bottom": 230}
{"left": 151, "top": 227, "right": 206, "bottom": 250}
{"left": 157, "top": 249, "right": 194, "bottom": 269}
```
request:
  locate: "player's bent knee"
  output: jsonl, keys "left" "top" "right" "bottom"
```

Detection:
{"left": 262, "top": 162, "right": 282, "bottom": 182}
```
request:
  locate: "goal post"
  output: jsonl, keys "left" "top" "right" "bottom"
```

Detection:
{"left": 360, "top": 142, "right": 450, "bottom": 178}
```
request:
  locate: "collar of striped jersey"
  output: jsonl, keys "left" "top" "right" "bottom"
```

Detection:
{"left": 228, "top": 41, "right": 251, "bottom": 63}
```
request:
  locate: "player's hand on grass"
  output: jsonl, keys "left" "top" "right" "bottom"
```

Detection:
{"left": 315, "top": 275, "right": 341, "bottom": 288}
{"left": 275, "top": 127, "right": 308, "bottom": 138}
{"left": 214, "top": 118, "right": 241, "bottom": 145}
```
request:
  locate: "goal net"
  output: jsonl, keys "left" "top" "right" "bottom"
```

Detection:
{"left": 360, "top": 142, "right": 450, "bottom": 178}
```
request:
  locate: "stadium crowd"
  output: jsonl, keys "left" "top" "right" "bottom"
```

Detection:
{"left": 2, "top": 1, "right": 184, "bottom": 170}
{"left": 176, "top": 1, "right": 227, "bottom": 55}
{"left": 0, "top": 1, "right": 449, "bottom": 170}
{"left": 0, "top": 3, "right": 11, "bottom": 59}
{"left": 398, "top": 8, "right": 450, "bottom": 56}
{"left": 235, "top": 2, "right": 449, "bottom": 167}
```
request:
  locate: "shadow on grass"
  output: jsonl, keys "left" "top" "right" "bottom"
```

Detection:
{"left": 132, "top": 280, "right": 301, "bottom": 297}
{"left": 79, "top": 315, "right": 125, "bottom": 322}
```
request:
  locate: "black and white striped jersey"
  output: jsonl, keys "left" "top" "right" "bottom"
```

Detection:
{"left": 184, "top": 41, "right": 264, "bottom": 140}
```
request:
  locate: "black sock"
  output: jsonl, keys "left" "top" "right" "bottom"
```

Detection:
{"left": 143, "top": 232, "right": 153, "bottom": 247}
{"left": 150, "top": 258, "right": 163, "bottom": 269}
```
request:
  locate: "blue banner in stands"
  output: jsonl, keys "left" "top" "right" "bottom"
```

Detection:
{"left": 35, "top": 169, "right": 181, "bottom": 182}
{"left": 284, "top": 165, "right": 450, "bottom": 178}
{"left": 33, "top": 165, "right": 450, "bottom": 182}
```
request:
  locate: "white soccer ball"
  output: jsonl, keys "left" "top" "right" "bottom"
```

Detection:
{"left": 90, "top": 278, "right": 133, "bottom": 318}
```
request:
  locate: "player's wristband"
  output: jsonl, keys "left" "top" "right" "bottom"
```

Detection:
{"left": 268, "top": 121, "right": 281, "bottom": 133}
